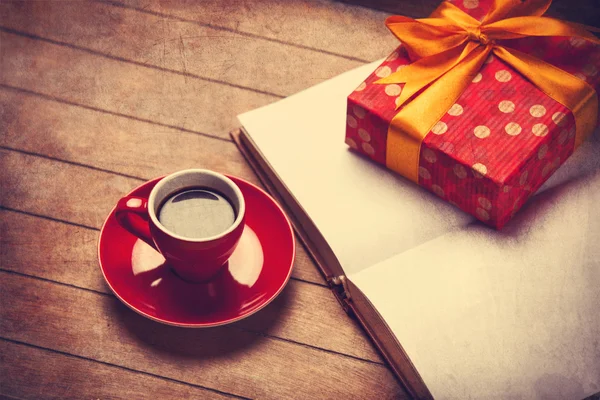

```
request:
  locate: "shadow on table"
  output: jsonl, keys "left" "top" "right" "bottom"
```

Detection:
{"left": 110, "top": 282, "right": 293, "bottom": 359}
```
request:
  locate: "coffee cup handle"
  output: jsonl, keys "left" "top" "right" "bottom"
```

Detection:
{"left": 115, "top": 196, "right": 155, "bottom": 248}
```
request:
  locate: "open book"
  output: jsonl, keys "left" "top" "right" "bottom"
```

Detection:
{"left": 233, "top": 61, "right": 600, "bottom": 400}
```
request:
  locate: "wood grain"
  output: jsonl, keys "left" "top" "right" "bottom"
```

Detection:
{"left": 0, "top": 339, "right": 235, "bottom": 400}
{"left": 0, "top": 207, "right": 381, "bottom": 363}
{"left": 0, "top": 0, "right": 363, "bottom": 97}
{"left": 0, "top": 30, "right": 275, "bottom": 139}
{"left": 0, "top": 89, "right": 321, "bottom": 285}
{"left": 0, "top": 87, "right": 256, "bottom": 187}
{"left": 109, "top": 0, "right": 396, "bottom": 62}
{"left": 0, "top": 1, "right": 402, "bottom": 395}
{"left": 0, "top": 272, "right": 407, "bottom": 399}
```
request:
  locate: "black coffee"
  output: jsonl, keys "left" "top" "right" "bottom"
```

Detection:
{"left": 157, "top": 187, "right": 236, "bottom": 239}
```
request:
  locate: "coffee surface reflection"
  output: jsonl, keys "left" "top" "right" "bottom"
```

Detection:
{"left": 158, "top": 187, "right": 236, "bottom": 239}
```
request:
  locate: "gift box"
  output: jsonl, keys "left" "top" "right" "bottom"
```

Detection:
{"left": 345, "top": 0, "right": 600, "bottom": 228}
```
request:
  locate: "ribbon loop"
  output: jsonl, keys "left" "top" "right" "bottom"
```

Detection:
{"left": 379, "top": 0, "right": 600, "bottom": 183}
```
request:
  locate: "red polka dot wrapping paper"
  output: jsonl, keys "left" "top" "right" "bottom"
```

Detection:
{"left": 345, "top": 0, "right": 600, "bottom": 229}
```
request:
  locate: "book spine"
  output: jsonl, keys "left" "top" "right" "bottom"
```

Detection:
{"left": 327, "top": 275, "right": 353, "bottom": 315}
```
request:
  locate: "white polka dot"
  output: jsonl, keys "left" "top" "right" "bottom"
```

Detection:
{"left": 558, "top": 129, "right": 569, "bottom": 145}
{"left": 396, "top": 65, "right": 407, "bottom": 72}
{"left": 484, "top": 55, "right": 494, "bottom": 64}
{"left": 353, "top": 105, "right": 366, "bottom": 119}
{"left": 476, "top": 207, "right": 490, "bottom": 221}
{"left": 386, "top": 51, "right": 399, "bottom": 62}
{"left": 358, "top": 128, "right": 371, "bottom": 142}
{"left": 582, "top": 64, "right": 598, "bottom": 77}
{"left": 453, "top": 164, "right": 467, "bottom": 179}
{"left": 574, "top": 73, "right": 587, "bottom": 81}
{"left": 448, "top": 104, "right": 463, "bottom": 116}
{"left": 505, "top": 122, "right": 521, "bottom": 136}
{"left": 418, "top": 167, "right": 432, "bottom": 180}
{"left": 472, "top": 163, "right": 487, "bottom": 177}
{"left": 463, "top": 0, "right": 479, "bottom": 9}
{"left": 431, "top": 185, "right": 445, "bottom": 197}
{"left": 473, "top": 125, "right": 491, "bottom": 139}
{"left": 538, "top": 143, "right": 548, "bottom": 159}
{"left": 532, "top": 123, "right": 549, "bottom": 137}
{"left": 423, "top": 148, "right": 437, "bottom": 163}
{"left": 362, "top": 142, "right": 375, "bottom": 156}
{"left": 478, "top": 197, "right": 492, "bottom": 210}
{"left": 495, "top": 70, "right": 512, "bottom": 82}
{"left": 542, "top": 162, "right": 553, "bottom": 177}
{"left": 519, "top": 170, "right": 529, "bottom": 186}
{"left": 529, "top": 105, "right": 546, "bottom": 117}
{"left": 498, "top": 100, "right": 515, "bottom": 113}
{"left": 553, "top": 157, "right": 561, "bottom": 166}
{"left": 394, "top": 96, "right": 403, "bottom": 107}
{"left": 513, "top": 198, "right": 522, "bottom": 212}
{"left": 347, "top": 115, "right": 357, "bottom": 128}
{"left": 440, "top": 142, "right": 455, "bottom": 153}
{"left": 552, "top": 112, "right": 567, "bottom": 126}
{"left": 345, "top": 138, "right": 358, "bottom": 149}
{"left": 472, "top": 73, "right": 482, "bottom": 83}
{"left": 355, "top": 82, "right": 367, "bottom": 92}
{"left": 431, "top": 121, "right": 448, "bottom": 135}
{"left": 375, "top": 66, "right": 392, "bottom": 78}
{"left": 569, "top": 37, "right": 586, "bottom": 48}
{"left": 503, "top": 185, "right": 511, "bottom": 193}
{"left": 385, "top": 84, "right": 402, "bottom": 96}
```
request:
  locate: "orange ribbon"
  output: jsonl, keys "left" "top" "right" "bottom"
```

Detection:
{"left": 376, "top": 0, "right": 600, "bottom": 183}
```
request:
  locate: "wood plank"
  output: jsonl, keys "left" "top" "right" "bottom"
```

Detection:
{"left": 0, "top": 154, "right": 381, "bottom": 363}
{"left": 0, "top": 272, "right": 407, "bottom": 399}
{"left": 0, "top": 87, "right": 254, "bottom": 185}
{"left": 0, "top": 210, "right": 109, "bottom": 294}
{"left": 0, "top": 149, "right": 139, "bottom": 229}
{"left": 0, "top": 339, "right": 235, "bottom": 400}
{"left": 0, "top": 0, "right": 363, "bottom": 97}
{"left": 0, "top": 88, "right": 321, "bottom": 285}
{"left": 0, "top": 30, "right": 274, "bottom": 139}
{"left": 107, "top": 0, "right": 396, "bottom": 62}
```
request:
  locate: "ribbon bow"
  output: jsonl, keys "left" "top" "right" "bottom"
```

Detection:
{"left": 377, "top": 0, "right": 600, "bottom": 183}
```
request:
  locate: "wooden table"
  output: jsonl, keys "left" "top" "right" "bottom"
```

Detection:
{"left": 0, "top": 1, "right": 598, "bottom": 399}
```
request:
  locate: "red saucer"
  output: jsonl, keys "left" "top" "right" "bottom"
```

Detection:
{"left": 98, "top": 175, "right": 295, "bottom": 327}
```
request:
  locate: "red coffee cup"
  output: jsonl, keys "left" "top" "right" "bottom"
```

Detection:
{"left": 115, "top": 169, "right": 246, "bottom": 282}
